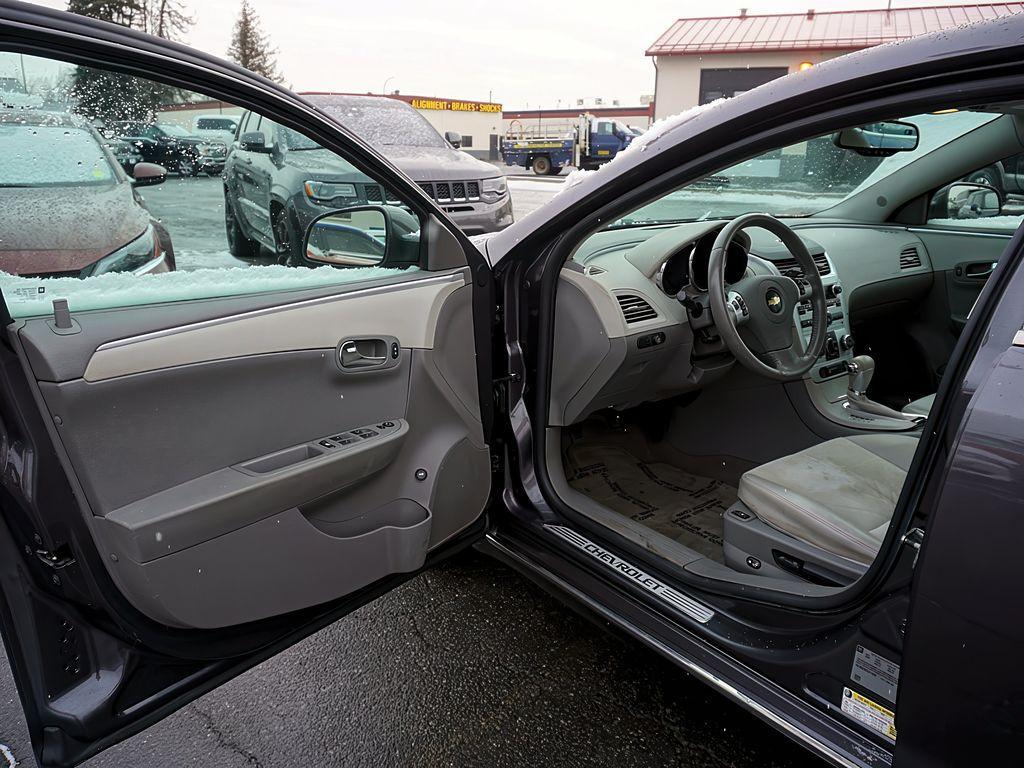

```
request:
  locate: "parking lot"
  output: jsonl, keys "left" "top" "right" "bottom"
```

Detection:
{"left": 1, "top": 551, "right": 822, "bottom": 768}
{"left": 134, "top": 171, "right": 563, "bottom": 271}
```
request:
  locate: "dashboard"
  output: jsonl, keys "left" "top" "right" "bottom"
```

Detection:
{"left": 550, "top": 218, "right": 935, "bottom": 426}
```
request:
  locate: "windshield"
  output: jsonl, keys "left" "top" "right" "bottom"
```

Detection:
{"left": 615, "top": 110, "right": 999, "bottom": 227}
{"left": 158, "top": 123, "right": 192, "bottom": 138}
{"left": 197, "top": 117, "right": 236, "bottom": 131}
{"left": 0, "top": 124, "right": 116, "bottom": 187}
{"left": 312, "top": 96, "right": 447, "bottom": 148}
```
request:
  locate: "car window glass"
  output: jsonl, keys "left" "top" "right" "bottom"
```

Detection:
{"left": 0, "top": 53, "right": 423, "bottom": 319}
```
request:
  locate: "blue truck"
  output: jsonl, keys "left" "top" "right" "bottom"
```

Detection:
{"left": 501, "top": 113, "right": 635, "bottom": 175}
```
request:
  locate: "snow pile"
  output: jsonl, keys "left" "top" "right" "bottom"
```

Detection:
{"left": 0, "top": 263, "right": 413, "bottom": 318}
{"left": 927, "top": 215, "right": 1024, "bottom": 230}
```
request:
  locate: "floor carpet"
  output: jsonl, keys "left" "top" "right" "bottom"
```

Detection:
{"left": 565, "top": 443, "right": 737, "bottom": 563}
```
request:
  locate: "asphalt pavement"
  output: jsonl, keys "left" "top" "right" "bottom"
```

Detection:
{"left": 1, "top": 550, "right": 823, "bottom": 768}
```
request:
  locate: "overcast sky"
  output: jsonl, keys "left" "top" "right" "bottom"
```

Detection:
{"left": 25, "top": 0, "right": 981, "bottom": 107}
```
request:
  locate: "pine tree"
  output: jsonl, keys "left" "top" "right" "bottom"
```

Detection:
{"left": 226, "top": 0, "right": 282, "bottom": 82}
{"left": 65, "top": 0, "right": 191, "bottom": 122}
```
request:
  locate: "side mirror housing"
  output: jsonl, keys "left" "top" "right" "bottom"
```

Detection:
{"left": 444, "top": 131, "right": 462, "bottom": 149}
{"left": 932, "top": 181, "right": 1003, "bottom": 220}
{"left": 304, "top": 206, "right": 391, "bottom": 267}
{"left": 239, "top": 131, "right": 271, "bottom": 153}
{"left": 833, "top": 120, "right": 919, "bottom": 156}
{"left": 132, "top": 162, "right": 167, "bottom": 187}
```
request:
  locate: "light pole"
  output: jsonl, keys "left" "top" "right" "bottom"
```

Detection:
{"left": 382, "top": 76, "right": 395, "bottom": 96}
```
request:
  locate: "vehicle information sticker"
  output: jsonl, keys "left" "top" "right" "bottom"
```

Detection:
{"left": 4, "top": 284, "right": 46, "bottom": 304}
{"left": 851, "top": 645, "right": 900, "bottom": 702}
{"left": 841, "top": 687, "right": 897, "bottom": 742}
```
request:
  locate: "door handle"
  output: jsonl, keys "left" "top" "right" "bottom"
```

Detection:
{"left": 339, "top": 339, "right": 388, "bottom": 369}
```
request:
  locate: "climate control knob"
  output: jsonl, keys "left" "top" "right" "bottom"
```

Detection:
{"left": 840, "top": 333, "right": 855, "bottom": 350}
{"left": 828, "top": 283, "right": 843, "bottom": 298}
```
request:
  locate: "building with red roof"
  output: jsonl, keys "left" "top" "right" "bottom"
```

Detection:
{"left": 648, "top": 4, "right": 1024, "bottom": 118}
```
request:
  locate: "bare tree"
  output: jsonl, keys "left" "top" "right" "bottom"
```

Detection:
{"left": 226, "top": 0, "right": 281, "bottom": 82}
{"left": 144, "top": 0, "right": 193, "bottom": 41}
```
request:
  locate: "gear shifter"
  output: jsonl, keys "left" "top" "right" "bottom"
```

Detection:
{"left": 845, "top": 355, "right": 923, "bottom": 422}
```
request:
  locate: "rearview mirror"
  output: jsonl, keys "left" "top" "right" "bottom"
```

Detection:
{"left": 304, "top": 206, "right": 389, "bottom": 267}
{"left": 132, "top": 162, "right": 166, "bottom": 187}
{"left": 833, "top": 121, "right": 919, "bottom": 156}
{"left": 937, "top": 182, "right": 1003, "bottom": 220}
{"left": 445, "top": 130, "right": 462, "bottom": 149}
{"left": 239, "top": 131, "right": 271, "bottom": 153}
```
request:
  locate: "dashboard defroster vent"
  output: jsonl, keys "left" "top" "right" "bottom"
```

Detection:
{"left": 899, "top": 245, "right": 922, "bottom": 269}
{"left": 770, "top": 252, "right": 831, "bottom": 279}
{"left": 616, "top": 293, "right": 658, "bottom": 324}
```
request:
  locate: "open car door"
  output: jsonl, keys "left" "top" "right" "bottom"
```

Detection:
{"left": 0, "top": 6, "right": 493, "bottom": 766}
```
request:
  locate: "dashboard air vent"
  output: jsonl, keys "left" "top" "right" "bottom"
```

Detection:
{"left": 771, "top": 252, "right": 831, "bottom": 278}
{"left": 899, "top": 245, "right": 922, "bottom": 269}
{"left": 616, "top": 293, "right": 657, "bottom": 324}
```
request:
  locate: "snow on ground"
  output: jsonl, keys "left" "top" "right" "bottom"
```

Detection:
{"left": 927, "top": 215, "right": 1024, "bottom": 230}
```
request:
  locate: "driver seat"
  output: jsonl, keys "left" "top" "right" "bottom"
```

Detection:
{"left": 736, "top": 434, "right": 919, "bottom": 565}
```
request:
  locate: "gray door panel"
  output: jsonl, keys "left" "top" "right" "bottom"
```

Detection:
{"left": 13, "top": 271, "right": 489, "bottom": 629}
{"left": 914, "top": 228, "right": 1011, "bottom": 333}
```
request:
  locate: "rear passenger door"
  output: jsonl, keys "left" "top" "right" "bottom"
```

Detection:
{"left": 0, "top": 19, "right": 492, "bottom": 768}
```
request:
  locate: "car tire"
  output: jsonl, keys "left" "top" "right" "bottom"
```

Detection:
{"left": 272, "top": 206, "right": 301, "bottom": 267}
{"left": 547, "top": 164, "right": 563, "bottom": 176}
{"left": 179, "top": 157, "right": 199, "bottom": 177}
{"left": 532, "top": 156, "right": 551, "bottom": 175}
{"left": 968, "top": 168, "right": 1003, "bottom": 196}
{"left": 224, "top": 198, "right": 260, "bottom": 261}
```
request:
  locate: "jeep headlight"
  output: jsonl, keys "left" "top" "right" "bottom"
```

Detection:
{"left": 90, "top": 225, "right": 163, "bottom": 276}
{"left": 480, "top": 176, "right": 508, "bottom": 203}
{"left": 304, "top": 180, "right": 359, "bottom": 205}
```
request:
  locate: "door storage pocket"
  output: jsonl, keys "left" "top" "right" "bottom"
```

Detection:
{"left": 94, "top": 499, "right": 432, "bottom": 629}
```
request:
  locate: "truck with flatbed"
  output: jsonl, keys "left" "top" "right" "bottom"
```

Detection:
{"left": 501, "top": 113, "right": 634, "bottom": 175}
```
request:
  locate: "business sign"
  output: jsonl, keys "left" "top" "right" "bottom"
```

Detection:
{"left": 410, "top": 98, "right": 502, "bottom": 114}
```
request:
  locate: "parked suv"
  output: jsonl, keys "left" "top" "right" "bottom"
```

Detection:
{"left": 224, "top": 95, "right": 511, "bottom": 263}
{"left": 110, "top": 121, "right": 227, "bottom": 176}
{"left": 192, "top": 113, "right": 240, "bottom": 146}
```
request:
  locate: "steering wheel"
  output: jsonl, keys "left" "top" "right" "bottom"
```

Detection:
{"left": 707, "top": 214, "right": 827, "bottom": 381}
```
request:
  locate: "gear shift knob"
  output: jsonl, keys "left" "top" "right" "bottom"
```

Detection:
{"left": 846, "top": 354, "right": 875, "bottom": 395}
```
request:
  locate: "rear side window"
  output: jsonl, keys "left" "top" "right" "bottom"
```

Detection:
{"left": 0, "top": 53, "right": 425, "bottom": 319}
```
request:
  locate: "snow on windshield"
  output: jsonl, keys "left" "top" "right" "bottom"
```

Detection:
{"left": 0, "top": 124, "right": 115, "bottom": 186}
{"left": 311, "top": 95, "right": 446, "bottom": 148}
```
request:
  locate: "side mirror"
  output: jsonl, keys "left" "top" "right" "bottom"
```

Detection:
{"left": 833, "top": 120, "right": 919, "bottom": 156}
{"left": 445, "top": 131, "right": 462, "bottom": 149}
{"left": 934, "top": 181, "right": 1003, "bottom": 220}
{"left": 239, "top": 131, "right": 271, "bottom": 153}
{"left": 304, "top": 206, "right": 390, "bottom": 267}
{"left": 132, "top": 162, "right": 167, "bottom": 187}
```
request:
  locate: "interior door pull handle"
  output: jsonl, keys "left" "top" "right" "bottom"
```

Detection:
{"left": 339, "top": 339, "right": 388, "bottom": 369}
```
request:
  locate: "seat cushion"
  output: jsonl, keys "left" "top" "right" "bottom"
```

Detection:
{"left": 902, "top": 394, "right": 935, "bottom": 417}
{"left": 737, "top": 434, "right": 919, "bottom": 565}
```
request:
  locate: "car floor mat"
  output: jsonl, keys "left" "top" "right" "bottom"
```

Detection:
{"left": 564, "top": 443, "right": 736, "bottom": 563}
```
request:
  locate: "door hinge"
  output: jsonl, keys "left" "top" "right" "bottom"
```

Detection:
{"left": 901, "top": 527, "right": 925, "bottom": 567}
{"left": 493, "top": 373, "right": 521, "bottom": 386}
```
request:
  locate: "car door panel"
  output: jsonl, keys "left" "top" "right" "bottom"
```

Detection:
{"left": 9, "top": 268, "right": 488, "bottom": 630}
{"left": 913, "top": 228, "right": 1011, "bottom": 332}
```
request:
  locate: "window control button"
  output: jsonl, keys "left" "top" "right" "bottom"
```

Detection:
{"left": 317, "top": 440, "right": 335, "bottom": 449}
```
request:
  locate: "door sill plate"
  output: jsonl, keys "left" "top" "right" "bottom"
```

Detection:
{"left": 545, "top": 524, "right": 714, "bottom": 624}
